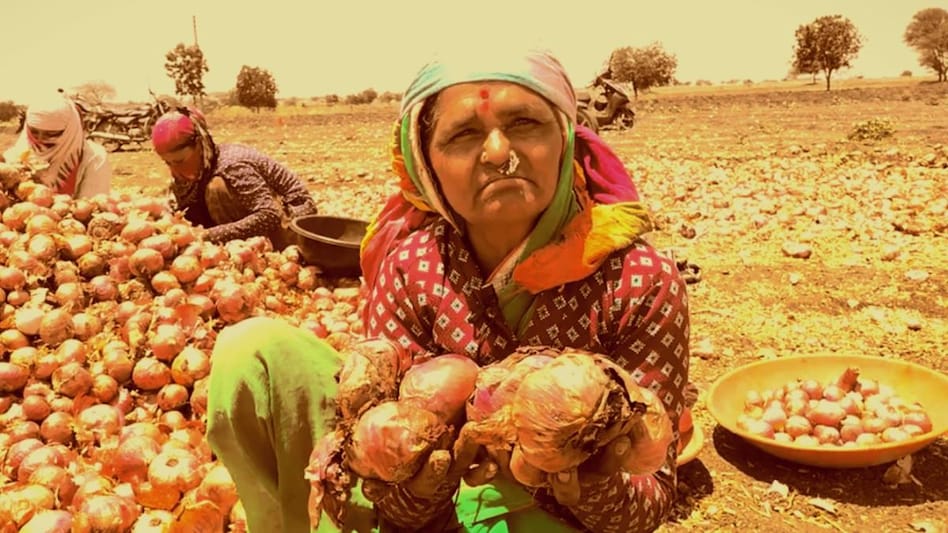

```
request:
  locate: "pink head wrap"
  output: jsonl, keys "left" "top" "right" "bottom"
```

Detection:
{"left": 151, "top": 108, "right": 207, "bottom": 153}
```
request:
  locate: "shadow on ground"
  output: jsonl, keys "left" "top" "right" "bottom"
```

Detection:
{"left": 711, "top": 425, "right": 947, "bottom": 506}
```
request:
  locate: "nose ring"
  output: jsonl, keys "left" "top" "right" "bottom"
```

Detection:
{"left": 496, "top": 150, "right": 520, "bottom": 176}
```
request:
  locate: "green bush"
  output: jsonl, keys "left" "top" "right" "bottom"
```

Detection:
{"left": 848, "top": 118, "right": 894, "bottom": 141}
{"left": 0, "top": 100, "right": 21, "bottom": 122}
{"left": 343, "top": 89, "right": 378, "bottom": 105}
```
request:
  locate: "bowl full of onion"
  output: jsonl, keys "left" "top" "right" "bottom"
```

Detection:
{"left": 706, "top": 355, "right": 948, "bottom": 468}
{"left": 289, "top": 215, "right": 368, "bottom": 277}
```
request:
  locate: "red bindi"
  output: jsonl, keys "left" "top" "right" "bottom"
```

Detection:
{"left": 478, "top": 88, "right": 490, "bottom": 112}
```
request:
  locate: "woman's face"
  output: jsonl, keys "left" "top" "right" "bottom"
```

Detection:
{"left": 425, "top": 82, "right": 564, "bottom": 229}
{"left": 28, "top": 127, "right": 64, "bottom": 150}
{"left": 158, "top": 142, "right": 203, "bottom": 181}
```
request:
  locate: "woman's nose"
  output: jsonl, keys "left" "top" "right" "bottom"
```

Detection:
{"left": 481, "top": 129, "right": 511, "bottom": 166}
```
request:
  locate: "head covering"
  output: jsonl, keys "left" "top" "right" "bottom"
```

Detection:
{"left": 152, "top": 108, "right": 218, "bottom": 208}
{"left": 360, "top": 48, "right": 652, "bottom": 333}
{"left": 151, "top": 107, "right": 209, "bottom": 153}
{"left": 21, "top": 92, "right": 85, "bottom": 194}
{"left": 400, "top": 48, "right": 577, "bottom": 123}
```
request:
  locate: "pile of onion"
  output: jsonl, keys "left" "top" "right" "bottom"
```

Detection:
{"left": 0, "top": 163, "right": 367, "bottom": 529}
{"left": 737, "top": 366, "right": 934, "bottom": 446}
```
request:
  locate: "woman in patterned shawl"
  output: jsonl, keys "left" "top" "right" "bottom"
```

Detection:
{"left": 206, "top": 48, "right": 692, "bottom": 533}
{"left": 150, "top": 107, "right": 318, "bottom": 248}
{"left": 1, "top": 91, "right": 111, "bottom": 198}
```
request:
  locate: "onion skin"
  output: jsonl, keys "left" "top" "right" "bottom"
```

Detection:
{"left": 170, "top": 347, "right": 211, "bottom": 386}
{"left": 22, "top": 507, "right": 74, "bottom": 531}
{"left": 345, "top": 401, "right": 446, "bottom": 483}
{"left": 51, "top": 362, "right": 93, "bottom": 398}
{"left": 511, "top": 353, "right": 648, "bottom": 473}
{"left": 194, "top": 462, "right": 239, "bottom": 515}
{"left": 115, "top": 436, "right": 162, "bottom": 484}
{"left": 40, "top": 412, "right": 75, "bottom": 444}
{"left": 336, "top": 338, "right": 408, "bottom": 420}
{"left": 0, "top": 483, "right": 56, "bottom": 528}
{"left": 148, "top": 448, "right": 203, "bottom": 492}
{"left": 71, "top": 494, "right": 140, "bottom": 533}
{"left": 0, "top": 362, "right": 30, "bottom": 392}
{"left": 398, "top": 353, "right": 479, "bottom": 423}
{"left": 75, "top": 404, "right": 123, "bottom": 444}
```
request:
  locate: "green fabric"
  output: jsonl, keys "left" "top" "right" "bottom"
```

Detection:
{"left": 207, "top": 317, "right": 579, "bottom": 533}
{"left": 499, "top": 121, "right": 578, "bottom": 335}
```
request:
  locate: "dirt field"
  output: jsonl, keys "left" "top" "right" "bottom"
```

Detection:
{"left": 2, "top": 79, "right": 946, "bottom": 532}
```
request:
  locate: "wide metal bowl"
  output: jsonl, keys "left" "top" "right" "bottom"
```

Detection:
{"left": 706, "top": 354, "right": 948, "bottom": 468}
{"left": 289, "top": 215, "right": 368, "bottom": 277}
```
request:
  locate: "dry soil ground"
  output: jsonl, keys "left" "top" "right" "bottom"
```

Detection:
{"left": 2, "top": 78, "right": 946, "bottom": 533}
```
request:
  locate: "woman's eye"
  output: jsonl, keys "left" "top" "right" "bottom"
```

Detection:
{"left": 510, "top": 117, "right": 539, "bottom": 128}
{"left": 449, "top": 129, "right": 478, "bottom": 142}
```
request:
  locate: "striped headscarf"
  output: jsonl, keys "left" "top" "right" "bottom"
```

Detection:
{"left": 20, "top": 93, "right": 85, "bottom": 194}
{"left": 361, "top": 48, "right": 651, "bottom": 333}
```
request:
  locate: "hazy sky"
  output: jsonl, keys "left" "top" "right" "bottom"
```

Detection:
{"left": 0, "top": 0, "right": 939, "bottom": 103}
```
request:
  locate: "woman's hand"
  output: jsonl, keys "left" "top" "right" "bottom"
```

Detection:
{"left": 547, "top": 433, "right": 633, "bottom": 506}
{"left": 548, "top": 405, "right": 674, "bottom": 507}
{"left": 360, "top": 427, "right": 482, "bottom": 503}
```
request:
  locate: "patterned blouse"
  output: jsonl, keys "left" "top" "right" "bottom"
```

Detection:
{"left": 365, "top": 218, "right": 691, "bottom": 533}
{"left": 175, "top": 143, "right": 317, "bottom": 243}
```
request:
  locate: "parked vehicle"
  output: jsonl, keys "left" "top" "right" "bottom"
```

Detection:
{"left": 72, "top": 90, "right": 171, "bottom": 152}
{"left": 575, "top": 75, "right": 636, "bottom": 133}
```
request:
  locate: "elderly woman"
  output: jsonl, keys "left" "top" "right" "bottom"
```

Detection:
{"left": 1, "top": 92, "right": 111, "bottom": 197}
{"left": 207, "top": 49, "right": 691, "bottom": 533}
{"left": 150, "top": 108, "right": 319, "bottom": 248}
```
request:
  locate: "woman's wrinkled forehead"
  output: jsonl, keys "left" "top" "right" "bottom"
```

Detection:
{"left": 424, "top": 82, "right": 557, "bottom": 130}
{"left": 401, "top": 48, "right": 577, "bottom": 123}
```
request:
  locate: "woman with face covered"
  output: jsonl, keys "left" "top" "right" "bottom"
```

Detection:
{"left": 206, "top": 48, "right": 692, "bottom": 533}
{"left": 1, "top": 92, "right": 111, "bottom": 198}
{"left": 150, "top": 108, "right": 319, "bottom": 248}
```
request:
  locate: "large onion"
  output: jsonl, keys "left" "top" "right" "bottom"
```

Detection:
{"left": 345, "top": 401, "right": 445, "bottom": 483}
{"left": 511, "top": 353, "right": 651, "bottom": 473}
{"left": 71, "top": 494, "right": 139, "bottom": 533}
{"left": 398, "top": 353, "right": 479, "bottom": 423}
{"left": 128, "top": 248, "right": 165, "bottom": 278}
{"left": 39, "top": 308, "right": 75, "bottom": 346}
{"left": 0, "top": 361, "right": 30, "bottom": 392}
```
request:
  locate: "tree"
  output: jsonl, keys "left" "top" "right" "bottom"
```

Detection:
{"left": 904, "top": 8, "right": 948, "bottom": 82}
{"left": 72, "top": 81, "right": 116, "bottom": 105}
{"left": 164, "top": 43, "right": 209, "bottom": 103}
{"left": 790, "top": 24, "right": 820, "bottom": 84}
{"left": 606, "top": 43, "right": 677, "bottom": 98}
{"left": 792, "top": 15, "right": 863, "bottom": 91}
{"left": 235, "top": 66, "right": 278, "bottom": 111}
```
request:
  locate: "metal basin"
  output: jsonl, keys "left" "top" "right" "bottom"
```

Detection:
{"left": 289, "top": 215, "right": 368, "bottom": 277}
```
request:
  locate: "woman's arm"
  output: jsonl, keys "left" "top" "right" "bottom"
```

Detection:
{"left": 204, "top": 162, "right": 283, "bottom": 243}
{"left": 269, "top": 164, "right": 318, "bottom": 217}
{"left": 563, "top": 245, "right": 690, "bottom": 533}
{"left": 362, "top": 238, "right": 466, "bottom": 529}
{"left": 74, "top": 142, "right": 111, "bottom": 198}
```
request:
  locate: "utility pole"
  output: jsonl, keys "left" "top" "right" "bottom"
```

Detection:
{"left": 193, "top": 15, "right": 199, "bottom": 47}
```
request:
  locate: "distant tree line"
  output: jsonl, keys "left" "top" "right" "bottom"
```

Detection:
{"left": 7, "top": 9, "right": 943, "bottom": 111}
{"left": 603, "top": 8, "right": 947, "bottom": 94}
